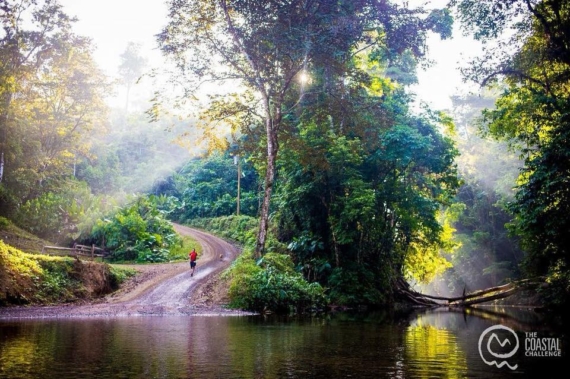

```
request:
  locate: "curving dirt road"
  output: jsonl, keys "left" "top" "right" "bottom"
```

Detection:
{"left": 0, "top": 224, "right": 253, "bottom": 319}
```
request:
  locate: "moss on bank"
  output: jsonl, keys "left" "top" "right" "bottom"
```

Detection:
{"left": 0, "top": 240, "right": 135, "bottom": 306}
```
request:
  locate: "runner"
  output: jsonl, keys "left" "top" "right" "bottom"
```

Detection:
{"left": 189, "top": 248, "right": 198, "bottom": 277}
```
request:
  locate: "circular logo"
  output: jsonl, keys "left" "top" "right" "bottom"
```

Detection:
{"left": 478, "top": 325, "right": 519, "bottom": 370}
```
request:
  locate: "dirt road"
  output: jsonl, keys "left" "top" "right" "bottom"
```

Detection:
{"left": 0, "top": 224, "right": 252, "bottom": 319}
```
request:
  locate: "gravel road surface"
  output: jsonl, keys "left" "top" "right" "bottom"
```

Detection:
{"left": 0, "top": 224, "right": 253, "bottom": 319}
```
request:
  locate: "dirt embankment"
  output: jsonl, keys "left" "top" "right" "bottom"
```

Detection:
{"left": 0, "top": 224, "right": 253, "bottom": 319}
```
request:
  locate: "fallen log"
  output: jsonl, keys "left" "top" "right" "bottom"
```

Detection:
{"left": 450, "top": 286, "right": 519, "bottom": 306}
{"left": 418, "top": 282, "right": 515, "bottom": 302}
{"left": 395, "top": 278, "right": 542, "bottom": 307}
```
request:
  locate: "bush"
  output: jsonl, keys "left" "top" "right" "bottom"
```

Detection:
{"left": 189, "top": 215, "right": 327, "bottom": 314}
{"left": 168, "top": 235, "right": 202, "bottom": 261}
{"left": 36, "top": 259, "right": 78, "bottom": 301}
{"left": 188, "top": 215, "right": 258, "bottom": 245}
{"left": 327, "top": 264, "right": 387, "bottom": 307}
{"left": 0, "top": 240, "right": 43, "bottom": 305}
{"left": 0, "top": 216, "right": 10, "bottom": 228}
{"left": 225, "top": 251, "right": 327, "bottom": 313}
{"left": 188, "top": 215, "right": 286, "bottom": 253}
{"left": 89, "top": 195, "right": 180, "bottom": 263}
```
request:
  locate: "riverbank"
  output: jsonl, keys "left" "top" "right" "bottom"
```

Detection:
{"left": 0, "top": 226, "right": 252, "bottom": 319}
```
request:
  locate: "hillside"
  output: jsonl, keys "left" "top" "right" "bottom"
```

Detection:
{"left": 0, "top": 217, "right": 53, "bottom": 254}
{"left": 0, "top": 217, "right": 134, "bottom": 306}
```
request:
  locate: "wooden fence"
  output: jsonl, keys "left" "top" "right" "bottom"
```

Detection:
{"left": 41, "top": 243, "right": 108, "bottom": 261}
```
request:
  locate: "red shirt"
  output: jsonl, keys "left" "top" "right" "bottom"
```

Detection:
{"left": 189, "top": 250, "right": 197, "bottom": 261}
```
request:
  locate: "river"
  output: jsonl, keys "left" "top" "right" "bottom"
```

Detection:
{"left": 0, "top": 306, "right": 565, "bottom": 378}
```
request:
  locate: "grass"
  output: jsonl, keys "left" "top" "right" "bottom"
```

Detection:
{"left": 169, "top": 235, "right": 202, "bottom": 261}
{"left": 108, "top": 265, "right": 137, "bottom": 287}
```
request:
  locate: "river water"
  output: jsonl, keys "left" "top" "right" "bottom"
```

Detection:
{"left": 0, "top": 307, "right": 566, "bottom": 378}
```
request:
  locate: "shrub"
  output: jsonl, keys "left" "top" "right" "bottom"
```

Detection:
{"left": 225, "top": 251, "right": 327, "bottom": 313}
{"left": 89, "top": 195, "right": 180, "bottom": 262}
{"left": 188, "top": 215, "right": 258, "bottom": 244}
{"left": 327, "top": 264, "right": 387, "bottom": 306}
{"left": 188, "top": 215, "right": 286, "bottom": 253}
{"left": 0, "top": 240, "right": 43, "bottom": 305}
{"left": 0, "top": 216, "right": 10, "bottom": 228}
{"left": 168, "top": 235, "right": 201, "bottom": 261}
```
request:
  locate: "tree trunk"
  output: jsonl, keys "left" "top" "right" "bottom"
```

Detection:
{"left": 0, "top": 92, "right": 13, "bottom": 184}
{"left": 255, "top": 115, "right": 278, "bottom": 258}
{"left": 125, "top": 82, "right": 131, "bottom": 114}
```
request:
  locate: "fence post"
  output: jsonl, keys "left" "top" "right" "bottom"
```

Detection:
{"left": 91, "top": 244, "right": 95, "bottom": 260}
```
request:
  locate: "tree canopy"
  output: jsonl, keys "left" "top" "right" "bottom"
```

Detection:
{"left": 451, "top": 0, "right": 570, "bottom": 304}
{"left": 158, "top": 0, "right": 453, "bottom": 257}
{"left": 0, "top": 0, "right": 110, "bottom": 218}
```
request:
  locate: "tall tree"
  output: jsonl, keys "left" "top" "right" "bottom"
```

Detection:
{"left": 0, "top": 0, "right": 74, "bottom": 184}
{"left": 451, "top": 0, "right": 570, "bottom": 300}
{"left": 0, "top": 0, "right": 110, "bottom": 217}
{"left": 277, "top": 97, "right": 459, "bottom": 302}
{"left": 9, "top": 33, "right": 109, "bottom": 194}
{"left": 158, "top": 0, "right": 452, "bottom": 257}
{"left": 118, "top": 42, "right": 147, "bottom": 113}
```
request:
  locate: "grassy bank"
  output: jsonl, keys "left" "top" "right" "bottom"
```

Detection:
{"left": 0, "top": 217, "right": 205, "bottom": 306}
{"left": 0, "top": 240, "right": 136, "bottom": 305}
{"left": 0, "top": 217, "right": 136, "bottom": 306}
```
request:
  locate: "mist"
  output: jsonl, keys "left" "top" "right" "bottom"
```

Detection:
{"left": 414, "top": 91, "right": 526, "bottom": 297}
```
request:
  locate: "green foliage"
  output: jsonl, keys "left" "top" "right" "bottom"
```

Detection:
{"left": 1, "top": 0, "right": 110, "bottom": 216}
{"left": 35, "top": 259, "right": 77, "bottom": 301}
{"left": 108, "top": 265, "right": 137, "bottom": 289}
{"left": 510, "top": 124, "right": 570, "bottom": 280}
{"left": 455, "top": 184, "right": 523, "bottom": 285}
{"left": 168, "top": 235, "right": 202, "bottom": 262}
{"left": 0, "top": 240, "right": 43, "bottom": 305}
{"left": 539, "top": 263, "right": 570, "bottom": 310}
{"left": 158, "top": 0, "right": 454, "bottom": 256}
{"left": 412, "top": 92, "right": 526, "bottom": 295}
{"left": 15, "top": 181, "right": 116, "bottom": 244}
{"left": 161, "top": 152, "right": 259, "bottom": 222}
{"left": 0, "top": 240, "right": 125, "bottom": 305}
{"left": 225, "top": 251, "right": 327, "bottom": 313}
{"left": 190, "top": 217, "right": 327, "bottom": 313}
{"left": 453, "top": 0, "right": 570, "bottom": 304}
{"left": 275, "top": 98, "right": 459, "bottom": 304}
{"left": 0, "top": 216, "right": 53, "bottom": 254}
{"left": 327, "top": 265, "right": 387, "bottom": 306}
{"left": 89, "top": 195, "right": 180, "bottom": 263}
{"left": 188, "top": 215, "right": 260, "bottom": 247}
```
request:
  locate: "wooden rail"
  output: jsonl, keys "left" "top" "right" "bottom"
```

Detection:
{"left": 41, "top": 243, "right": 108, "bottom": 261}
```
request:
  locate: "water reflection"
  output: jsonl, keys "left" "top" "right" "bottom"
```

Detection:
{"left": 404, "top": 323, "right": 468, "bottom": 378}
{"left": 0, "top": 308, "right": 565, "bottom": 378}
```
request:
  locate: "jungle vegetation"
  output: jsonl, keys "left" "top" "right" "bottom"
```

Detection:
{"left": 1, "top": 0, "right": 569, "bottom": 311}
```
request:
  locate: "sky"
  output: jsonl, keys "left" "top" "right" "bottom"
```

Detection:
{"left": 60, "top": 0, "right": 167, "bottom": 74}
{"left": 59, "top": 0, "right": 482, "bottom": 111}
